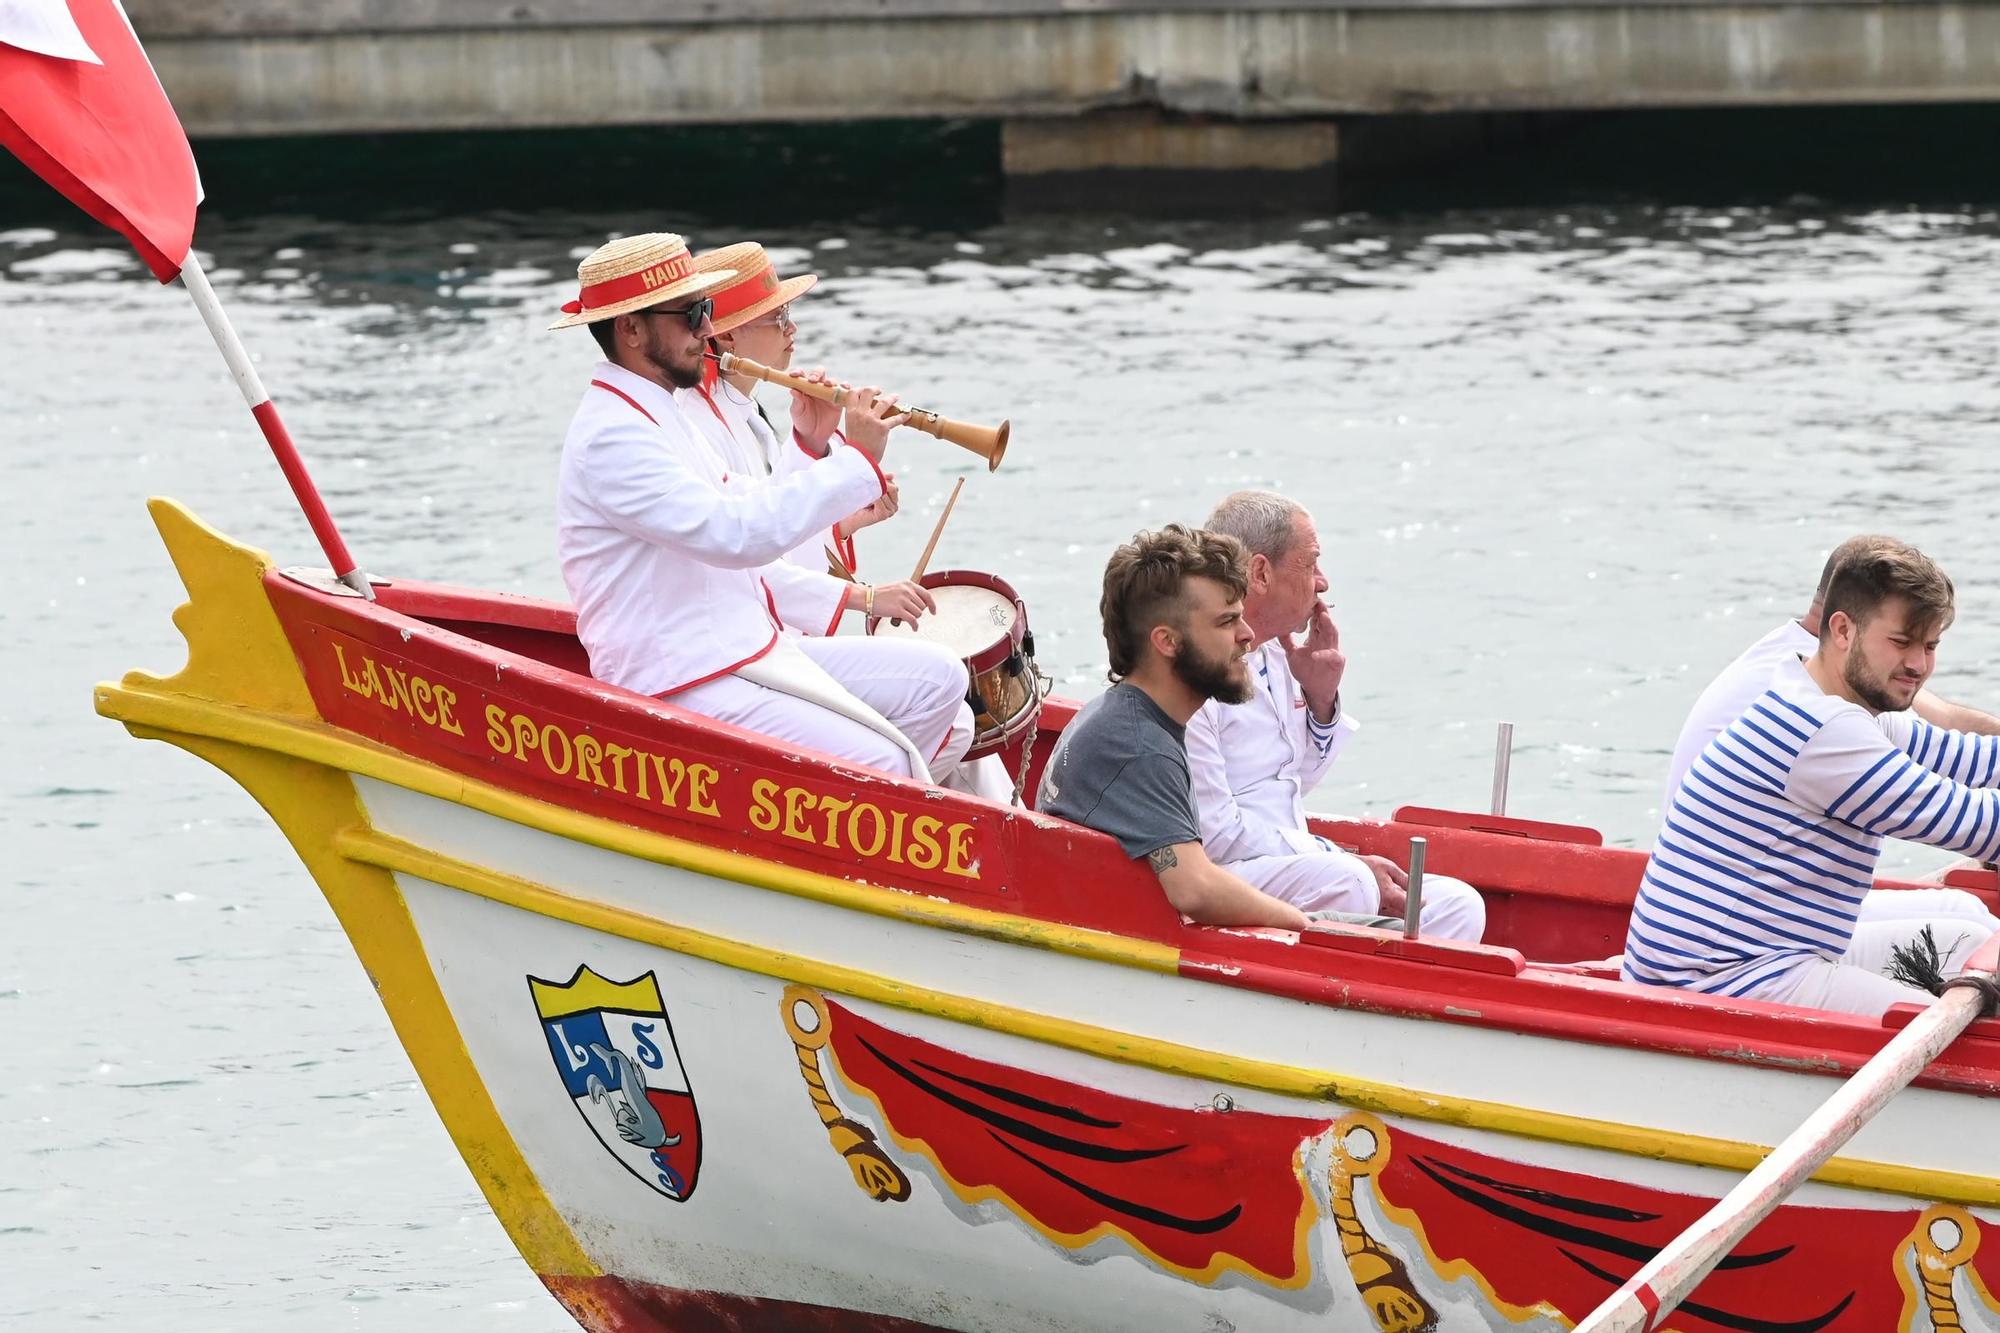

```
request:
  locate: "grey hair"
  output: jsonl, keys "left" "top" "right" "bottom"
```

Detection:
{"left": 1204, "top": 490, "right": 1306, "bottom": 561}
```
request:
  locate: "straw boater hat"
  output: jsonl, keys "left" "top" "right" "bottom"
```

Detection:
{"left": 692, "top": 242, "right": 818, "bottom": 336}
{"left": 547, "top": 233, "right": 737, "bottom": 331}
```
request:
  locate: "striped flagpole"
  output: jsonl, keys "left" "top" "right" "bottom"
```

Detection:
{"left": 179, "top": 254, "right": 373, "bottom": 599}
{"left": 1576, "top": 931, "right": 2000, "bottom": 1333}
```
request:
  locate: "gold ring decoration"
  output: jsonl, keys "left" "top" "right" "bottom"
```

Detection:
{"left": 782, "top": 985, "right": 910, "bottom": 1203}
{"left": 1329, "top": 1113, "right": 1438, "bottom": 1333}
{"left": 1912, "top": 1205, "right": 1982, "bottom": 1331}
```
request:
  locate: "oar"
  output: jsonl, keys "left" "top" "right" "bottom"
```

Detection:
{"left": 1575, "top": 931, "right": 2000, "bottom": 1333}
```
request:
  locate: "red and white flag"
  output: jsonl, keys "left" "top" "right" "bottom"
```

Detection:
{"left": 0, "top": 0, "right": 199, "bottom": 281}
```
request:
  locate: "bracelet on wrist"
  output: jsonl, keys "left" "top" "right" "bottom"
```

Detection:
{"left": 863, "top": 584, "right": 875, "bottom": 616}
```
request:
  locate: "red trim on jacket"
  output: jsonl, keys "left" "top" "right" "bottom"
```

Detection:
{"left": 652, "top": 626, "right": 782, "bottom": 699}
{"left": 591, "top": 378, "right": 658, "bottom": 424}
{"left": 692, "top": 383, "right": 733, "bottom": 431}
{"left": 843, "top": 439, "right": 889, "bottom": 494}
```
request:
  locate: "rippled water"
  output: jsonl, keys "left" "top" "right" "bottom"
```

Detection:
{"left": 9, "top": 198, "right": 2000, "bottom": 1328}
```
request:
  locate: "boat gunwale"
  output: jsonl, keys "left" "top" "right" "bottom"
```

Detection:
{"left": 331, "top": 820, "right": 2000, "bottom": 1206}
{"left": 93, "top": 565, "right": 2000, "bottom": 1101}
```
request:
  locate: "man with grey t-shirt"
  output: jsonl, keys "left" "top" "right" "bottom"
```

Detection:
{"left": 1040, "top": 682, "right": 1203, "bottom": 864}
{"left": 1039, "top": 526, "right": 1310, "bottom": 930}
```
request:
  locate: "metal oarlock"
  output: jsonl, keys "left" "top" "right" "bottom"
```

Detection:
{"left": 1404, "top": 836, "right": 1427, "bottom": 940}
{"left": 1491, "top": 721, "right": 1515, "bottom": 816}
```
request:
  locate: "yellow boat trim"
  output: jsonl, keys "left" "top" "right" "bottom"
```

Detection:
{"left": 98, "top": 498, "right": 2000, "bottom": 1232}
{"left": 104, "top": 500, "right": 596, "bottom": 1280}
{"left": 95, "top": 685, "right": 1179, "bottom": 976}
{"left": 335, "top": 825, "right": 2000, "bottom": 1209}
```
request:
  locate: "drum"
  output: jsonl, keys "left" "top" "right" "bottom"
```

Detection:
{"left": 868, "top": 569, "right": 1042, "bottom": 759}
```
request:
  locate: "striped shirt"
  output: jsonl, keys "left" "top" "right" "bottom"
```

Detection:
{"left": 1624, "top": 654, "right": 2000, "bottom": 999}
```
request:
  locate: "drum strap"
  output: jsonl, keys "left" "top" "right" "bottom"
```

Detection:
{"left": 735, "top": 638, "right": 934, "bottom": 782}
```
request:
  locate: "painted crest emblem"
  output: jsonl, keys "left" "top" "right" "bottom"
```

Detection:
{"left": 529, "top": 966, "right": 702, "bottom": 1201}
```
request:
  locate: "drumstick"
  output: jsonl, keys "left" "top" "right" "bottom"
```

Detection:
{"left": 910, "top": 477, "right": 966, "bottom": 582}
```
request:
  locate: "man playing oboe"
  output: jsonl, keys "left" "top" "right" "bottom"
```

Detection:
{"left": 551, "top": 232, "right": 973, "bottom": 782}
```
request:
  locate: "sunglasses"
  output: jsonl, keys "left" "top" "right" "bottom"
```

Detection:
{"left": 644, "top": 296, "right": 713, "bottom": 332}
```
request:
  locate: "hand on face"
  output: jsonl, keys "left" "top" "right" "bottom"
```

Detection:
{"left": 1280, "top": 600, "right": 1346, "bottom": 714}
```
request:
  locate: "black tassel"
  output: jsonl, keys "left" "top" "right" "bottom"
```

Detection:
{"left": 1885, "top": 925, "right": 1970, "bottom": 996}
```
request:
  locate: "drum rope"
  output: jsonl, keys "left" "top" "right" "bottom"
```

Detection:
{"left": 1011, "top": 720, "right": 1036, "bottom": 808}
{"left": 1009, "top": 664, "right": 1052, "bottom": 807}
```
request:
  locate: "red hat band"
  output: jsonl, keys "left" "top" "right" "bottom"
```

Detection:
{"left": 709, "top": 264, "right": 784, "bottom": 323}
{"left": 560, "top": 251, "right": 698, "bottom": 316}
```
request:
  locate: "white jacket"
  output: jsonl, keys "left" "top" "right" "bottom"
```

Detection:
{"left": 1184, "top": 640, "right": 1360, "bottom": 861}
{"left": 557, "top": 361, "right": 884, "bottom": 697}
{"left": 678, "top": 379, "right": 856, "bottom": 634}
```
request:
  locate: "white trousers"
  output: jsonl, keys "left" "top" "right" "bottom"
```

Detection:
{"left": 1856, "top": 886, "right": 2000, "bottom": 925}
{"left": 1750, "top": 915, "right": 2000, "bottom": 1018}
{"left": 932, "top": 706, "right": 1020, "bottom": 802}
{"left": 1228, "top": 847, "right": 1488, "bottom": 942}
{"left": 676, "top": 636, "right": 970, "bottom": 781}
{"left": 1590, "top": 888, "right": 1999, "bottom": 975}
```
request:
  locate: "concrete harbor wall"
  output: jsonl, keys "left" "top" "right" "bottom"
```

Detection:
{"left": 123, "top": 0, "right": 2000, "bottom": 179}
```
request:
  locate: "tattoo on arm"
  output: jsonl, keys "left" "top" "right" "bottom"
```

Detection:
{"left": 1146, "top": 846, "right": 1179, "bottom": 874}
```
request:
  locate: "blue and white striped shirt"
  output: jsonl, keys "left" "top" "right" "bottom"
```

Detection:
{"left": 1625, "top": 655, "right": 2000, "bottom": 999}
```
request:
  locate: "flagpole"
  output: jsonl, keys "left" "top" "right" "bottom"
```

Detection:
{"left": 1574, "top": 930, "right": 2000, "bottom": 1333}
{"left": 177, "top": 255, "right": 374, "bottom": 600}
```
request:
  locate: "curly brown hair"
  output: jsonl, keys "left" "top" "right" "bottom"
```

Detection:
{"left": 1099, "top": 525, "right": 1249, "bottom": 681}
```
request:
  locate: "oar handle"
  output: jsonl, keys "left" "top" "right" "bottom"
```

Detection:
{"left": 1575, "top": 930, "right": 2000, "bottom": 1332}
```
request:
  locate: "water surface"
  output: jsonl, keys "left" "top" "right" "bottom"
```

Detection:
{"left": 8, "top": 196, "right": 2000, "bottom": 1328}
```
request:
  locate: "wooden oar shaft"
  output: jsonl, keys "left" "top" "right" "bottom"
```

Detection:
{"left": 1576, "top": 931, "right": 2000, "bottom": 1333}
{"left": 911, "top": 477, "right": 965, "bottom": 582}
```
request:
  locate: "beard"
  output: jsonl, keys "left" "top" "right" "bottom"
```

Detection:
{"left": 639, "top": 325, "right": 704, "bottom": 390}
{"left": 1843, "top": 639, "right": 1921, "bottom": 713}
{"left": 651, "top": 343, "right": 703, "bottom": 390}
{"left": 1172, "top": 636, "right": 1253, "bottom": 705}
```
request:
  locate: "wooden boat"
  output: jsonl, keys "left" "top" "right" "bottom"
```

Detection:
{"left": 98, "top": 498, "right": 2000, "bottom": 1333}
